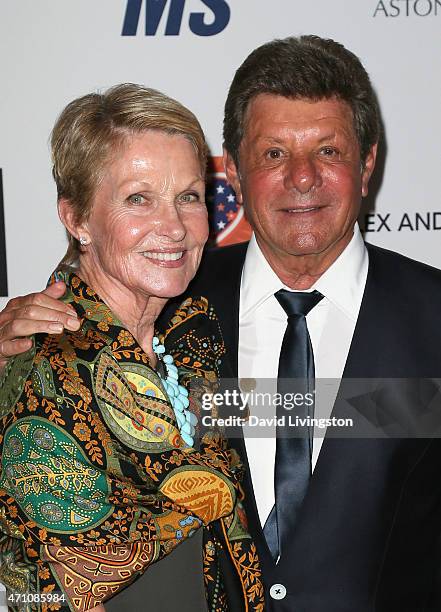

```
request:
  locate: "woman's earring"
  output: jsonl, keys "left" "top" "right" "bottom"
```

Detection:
{"left": 79, "top": 236, "right": 89, "bottom": 246}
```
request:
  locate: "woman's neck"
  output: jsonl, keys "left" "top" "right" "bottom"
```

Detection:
{"left": 78, "top": 260, "right": 168, "bottom": 365}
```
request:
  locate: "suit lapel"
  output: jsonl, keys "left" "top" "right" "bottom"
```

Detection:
{"left": 341, "top": 243, "right": 386, "bottom": 379}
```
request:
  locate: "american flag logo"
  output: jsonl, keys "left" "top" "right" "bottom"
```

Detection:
{"left": 206, "top": 157, "right": 252, "bottom": 247}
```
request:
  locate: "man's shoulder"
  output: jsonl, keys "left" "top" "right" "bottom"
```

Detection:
{"left": 367, "top": 242, "right": 441, "bottom": 290}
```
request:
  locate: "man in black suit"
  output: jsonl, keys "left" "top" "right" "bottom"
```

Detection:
{"left": 172, "top": 35, "right": 441, "bottom": 611}
{"left": 2, "top": 35, "right": 441, "bottom": 611}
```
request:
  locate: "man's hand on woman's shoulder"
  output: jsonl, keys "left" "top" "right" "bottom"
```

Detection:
{"left": 0, "top": 281, "right": 81, "bottom": 370}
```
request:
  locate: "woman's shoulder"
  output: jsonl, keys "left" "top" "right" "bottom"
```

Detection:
{"left": 162, "top": 295, "right": 226, "bottom": 380}
{"left": 164, "top": 295, "right": 217, "bottom": 327}
{"left": 0, "top": 343, "right": 35, "bottom": 418}
{"left": 0, "top": 267, "right": 118, "bottom": 417}
{"left": 0, "top": 321, "right": 111, "bottom": 419}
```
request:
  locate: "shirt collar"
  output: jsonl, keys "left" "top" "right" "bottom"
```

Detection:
{"left": 240, "top": 224, "right": 368, "bottom": 322}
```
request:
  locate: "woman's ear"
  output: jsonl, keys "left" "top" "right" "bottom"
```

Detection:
{"left": 58, "top": 199, "right": 90, "bottom": 245}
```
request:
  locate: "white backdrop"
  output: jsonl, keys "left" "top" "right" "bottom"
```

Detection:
{"left": 0, "top": 0, "right": 440, "bottom": 311}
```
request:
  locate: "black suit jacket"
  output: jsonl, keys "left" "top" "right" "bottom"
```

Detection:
{"left": 163, "top": 241, "right": 441, "bottom": 611}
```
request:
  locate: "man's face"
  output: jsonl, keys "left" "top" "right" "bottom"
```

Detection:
{"left": 224, "top": 94, "right": 377, "bottom": 276}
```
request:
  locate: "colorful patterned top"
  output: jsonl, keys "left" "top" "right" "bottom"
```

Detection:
{"left": 0, "top": 272, "right": 264, "bottom": 612}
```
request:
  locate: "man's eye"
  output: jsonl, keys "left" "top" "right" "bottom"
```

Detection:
{"left": 128, "top": 194, "right": 146, "bottom": 205}
{"left": 320, "top": 146, "right": 338, "bottom": 157}
{"left": 266, "top": 149, "right": 283, "bottom": 160}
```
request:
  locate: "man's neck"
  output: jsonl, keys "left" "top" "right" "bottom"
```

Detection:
{"left": 256, "top": 232, "right": 354, "bottom": 290}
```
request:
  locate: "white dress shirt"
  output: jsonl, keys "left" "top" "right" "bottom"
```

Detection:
{"left": 238, "top": 225, "right": 368, "bottom": 526}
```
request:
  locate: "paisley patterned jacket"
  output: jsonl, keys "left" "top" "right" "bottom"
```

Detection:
{"left": 0, "top": 272, "right": 264, "bottom": 612}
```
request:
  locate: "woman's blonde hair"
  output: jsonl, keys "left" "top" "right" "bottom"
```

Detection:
{"left": 51, "top": 83, "right": 208, "bottom": 266}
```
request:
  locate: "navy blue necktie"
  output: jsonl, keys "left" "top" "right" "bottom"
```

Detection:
{"left": 263, "top": 289, "right": 324, "bottom": 561}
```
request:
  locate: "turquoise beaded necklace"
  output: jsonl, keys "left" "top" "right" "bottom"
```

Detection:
{"left": 152, "top": 337, "right": 197, "bottom": 447}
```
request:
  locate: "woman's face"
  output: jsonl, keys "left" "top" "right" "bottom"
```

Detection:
{"left": 76, "top": 131, "right": 208, "bottom": 300}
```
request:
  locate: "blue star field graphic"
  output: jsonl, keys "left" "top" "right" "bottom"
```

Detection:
{"left": 207, "top": 177, "right": 237, "bottom": 233}
{"left": 206, "top": 157, "right": 251, "bottom": 246}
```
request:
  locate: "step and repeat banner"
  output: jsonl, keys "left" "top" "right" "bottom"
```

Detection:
{"left": 0, "top": 1, "right": 441, "bottom": 311}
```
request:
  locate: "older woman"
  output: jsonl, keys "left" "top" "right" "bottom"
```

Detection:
{"left": 0, "top": 84, "right": 263, "bottom": 611}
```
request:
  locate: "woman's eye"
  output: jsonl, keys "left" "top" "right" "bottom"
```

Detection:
{"left": 128, "top": 194, "right": 146, "bottom": 205}
{"left": 180, "top": 192, "right": 199, "bottom": 203}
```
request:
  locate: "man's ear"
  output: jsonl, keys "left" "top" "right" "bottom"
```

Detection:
{"left": 57, "top": 199, "right": 90, "bottom": 243}
{"left": 223, "top": 148, "right": 243, "bottom": 204}
{"left": 361, "top": 143, "right": 378, "bottom": 198}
